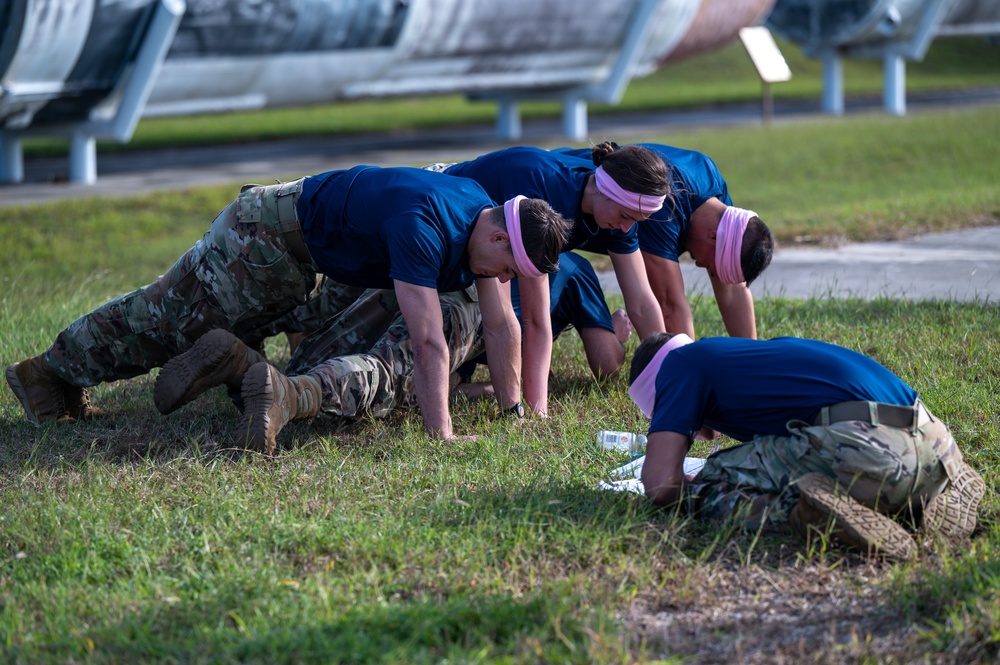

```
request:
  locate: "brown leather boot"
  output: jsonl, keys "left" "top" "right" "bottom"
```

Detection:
{"left": 65, "top": 385, "right": 106, "bottom": 420}
{"left": 6, "top": 355, "right": 78, "bottom": 425}
{"left": 790, "top": 473, "right": 916, "bottom": 562}
{"left": 235, "top": 362, "right": 322, "bottom": 454}
{"left": 154, "top": 329, "right": 266, "bottom": 414}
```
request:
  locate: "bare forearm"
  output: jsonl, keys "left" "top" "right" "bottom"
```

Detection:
{"left": 624, "top": 294, "right": 667, "bottom": 339}
{"left": 411, "top": 339, "right": 452, "bottom": 438}
{"left": 715, "top": 282, "right": 757, "bottom": 339}
{"left": 658, "top": 295, "right": 696, "bottom": 338}
{"left": 521, "top": 320, "right": 551, "bottom": 414}
{"left": 483, "top": 321, "right": 521, "bottom": 409}
{"left": 642, "top": 431, "right": 691, "bottom": 506}
{"left": 580, "top": 327, "right": 625, "bottom": 379}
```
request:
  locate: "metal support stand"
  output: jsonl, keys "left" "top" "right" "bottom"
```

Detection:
{"left": 69, "top": 132, "right": 98, "bottom": 185}
{"left": 884, "top": 52, "right": 906, "bottom": 115}
{"left": 821, "top": 50, "right": 844, "bottom": 115}
{"left": 496, "top": 98, "right": 522, "bottom": 140}
{"left": 762, "top": 82, "right": 774, "bottom": 123}
{"left": 0, "top": 134, "right": 24, "bottom": 183}
{"left": 562, "top": 97, "right": 588, "bottom": 142}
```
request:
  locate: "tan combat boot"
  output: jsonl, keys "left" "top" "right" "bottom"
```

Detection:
{"left": 154, "top": 329, "right": 266, "bottom": 414}
{"left": 6, "top": 355, "right": 78, "bottom": 425}
{"left": 235, "top": 362, "right": 322, "bottom": 455}
{"left": 790, "top": 473, "right": 916, "bottom": 562}
{"left": 65, "top": 385, "right": 106, "bottom": 420}
{"left": 921, "top": 462, "right": 986, "bottom": 540}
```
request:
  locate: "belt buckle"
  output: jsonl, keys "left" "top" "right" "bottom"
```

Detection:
{"left": 916, "top": 402, "right": 931, "bottom": 428}
{"left": 276, "top": 177, "right": 303, "bottom": 198}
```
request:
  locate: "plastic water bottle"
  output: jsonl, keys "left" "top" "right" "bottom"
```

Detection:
{"left": 596, "top": 430, "right": 647, "bottom": 456}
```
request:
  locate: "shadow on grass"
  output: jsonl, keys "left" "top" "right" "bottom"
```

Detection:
{"left": 9, "top": 583, "right": 604, "bottom": 664}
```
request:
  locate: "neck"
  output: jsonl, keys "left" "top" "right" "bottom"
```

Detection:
{"left": 581, "top": 174, "right": 598, "bottom": 215}
{"left": 468, "top": 207, "right": 496, "bottom": 259}
{"left": 689, "top": 196, "right": 727, "bottom": 236}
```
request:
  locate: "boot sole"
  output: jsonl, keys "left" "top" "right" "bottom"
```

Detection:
{"left": 154, "top": 329, "right": 241, "bottom": 415}
{"left": 6, "top": 363, "right": 40, "bottom": 426}
{"left": 234, "top": 363, "right": 277, "bottom": 454}
{"left": 797, "top": 473, "right": 916, "bottom": 562}
{"left": 922, "top": 463, "right": 986, "bottom": 540}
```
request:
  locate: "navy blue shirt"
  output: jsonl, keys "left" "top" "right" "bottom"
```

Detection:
{"left": 444, "top": 147, "right": 639, "bottom": 255}
{"left": 297, "top": 166, "right": 494, "bottom": 291}
{"left": 648, "top": 337, "right": 919, "bottom": 443}
{"left": 457, "top": 253, "right": 614, "bottom": 380}
{"left": 512, "top": 252, "right": 614, "bottom": 336}
{"left": 556, "top": 144, "right": 730, "bottom": 261}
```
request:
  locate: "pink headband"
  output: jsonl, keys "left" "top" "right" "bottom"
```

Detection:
{"left": 594, "top": 166, "right": 665, "bottom": 216}
{"left": 504, "top": 196, "right": 544, "bottom": 278}
{"left": 627, "top": 333, "right": 694, "bottom": 418}
{"left": 714, "top": 206, "right": 757, "bottom": 285}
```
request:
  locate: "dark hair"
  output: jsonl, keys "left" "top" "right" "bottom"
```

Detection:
{"left": 741, "top": 216, "right": 774, "bottom": 286}
{"left": 590, "top": 141, "right": 674, "bottom": 205}
{"left": 628, "top": 332, "right": 675, "bottom": 386}
{"left": 498, "top": 198, "right": 571, "bottom": 274}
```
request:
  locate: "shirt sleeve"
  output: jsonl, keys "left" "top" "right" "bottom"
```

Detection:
{"left": 385, "top": 217, "right": 445, "bottom": 289}
{"left": 638, "top": 215, "right": 683, "bottom": 261}
{"left": 648, "top": 353, "right": 711, "bottom": 437}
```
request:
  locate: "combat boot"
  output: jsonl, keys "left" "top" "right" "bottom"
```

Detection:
{"left": 6, "top": 355, "right": 77, "bottom": 425}
{"left": 235, "top": 362, "right": 322, "bottom": 454}
{"left": 921, "top": 462, "right": 986, "bottom": 540}
{"left": 66, "top": 386, "right": 106, "bottom": 420}
{"left": 154, "top": 329, "right": 266, "bottom": 414}
{"left": 790, "top": 473, "right": 916, "bottom": 562}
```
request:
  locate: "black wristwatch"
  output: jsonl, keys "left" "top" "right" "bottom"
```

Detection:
{"left": 505, "top": 402, "right": 525, "bottom": 418}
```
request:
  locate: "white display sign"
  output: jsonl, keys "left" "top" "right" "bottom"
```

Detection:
{"left": 739, "top": 26, "right": 792, "bottom": 83}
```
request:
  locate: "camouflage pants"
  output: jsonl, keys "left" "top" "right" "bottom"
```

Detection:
{"left": 686, "top": 402, "right": 963, "bottom": 529}
{"left": 285, "top": 286, "right": 484, "bottom": 419}
{"left": 47, "top": 180, "right": 318, "bottom": 386}
{"left": 243, "top": 275, "right": 365, "bottom": 347}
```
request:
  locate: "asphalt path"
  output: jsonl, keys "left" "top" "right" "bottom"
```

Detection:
{"left": 3, "top": 87, "right": 1000, "bottom": 303}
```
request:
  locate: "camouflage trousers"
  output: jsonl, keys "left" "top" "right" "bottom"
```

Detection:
{"left": 243, "top": 275, "right": 365, "bottom": 347}
{"left": 284, "top": 286, "right": 484, "bottom": 419}
{"left": 46, "top": 180, "right": 319, "bottom": 386}
{"left": 686, "top": 402, "right": 963, "bottom": 529}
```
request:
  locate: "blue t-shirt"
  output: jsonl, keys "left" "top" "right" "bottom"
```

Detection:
{"left": 457, "top": 253, "right": 614, "bottom": 380}
{"left": 444, "top": 147, "right": 638, "bottom": 255}
{"left": 648, "top": 337, "right": 919, "bottom": 443}
{"left": 297, "top": 166, "right": 494, "bottom": 291}
{"left": 512, "top": 252, "right": 614, "bottom": 336}
{"left": 555, "top": 144, "right": 730, "bottom": 261}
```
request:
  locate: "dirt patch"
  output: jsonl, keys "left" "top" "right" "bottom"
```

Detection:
{"left": 624, "top": 559, "right": 933, "bottom": 664}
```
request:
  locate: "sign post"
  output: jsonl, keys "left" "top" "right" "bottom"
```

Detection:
{"left": 739, "top": 27, "right": 792, "bottom": 124}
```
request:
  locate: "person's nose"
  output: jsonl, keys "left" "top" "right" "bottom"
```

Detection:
{"left": 620, "top": 219, "right": 636, "bottom": 233}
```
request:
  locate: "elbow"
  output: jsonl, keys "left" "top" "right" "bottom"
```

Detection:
{"left": 591, "top": 352, "right": 624, "bottom": 381}
{"left": 644, "top": 481, "right": 683, "bottom": 507}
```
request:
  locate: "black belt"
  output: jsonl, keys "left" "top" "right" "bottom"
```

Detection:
{"left": 813, "top": 400, "right": 925, "bottom": 428}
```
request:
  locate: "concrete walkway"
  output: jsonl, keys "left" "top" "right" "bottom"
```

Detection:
{"left": 599, "top": 225, "right": 1000, "bottom": 304}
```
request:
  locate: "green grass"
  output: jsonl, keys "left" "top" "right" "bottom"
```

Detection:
{"left": 19, "top": 36, "right": 1000, "bottom": 158}
{"left": 2, "top": 70, "right": 999, "bottom": 663}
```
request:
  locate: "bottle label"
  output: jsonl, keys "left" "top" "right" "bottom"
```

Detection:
{"left": 597, "top": 430, "right": 634, "bottom": 452}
